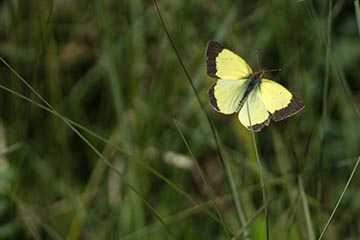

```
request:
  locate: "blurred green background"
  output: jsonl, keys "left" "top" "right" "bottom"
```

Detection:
{"left": 0, "top": 0, "right": 360, "bottom": 239}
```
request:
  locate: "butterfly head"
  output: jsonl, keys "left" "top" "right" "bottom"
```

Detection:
{"left": 253, "top": 68, "right": 282, "bottom": 81}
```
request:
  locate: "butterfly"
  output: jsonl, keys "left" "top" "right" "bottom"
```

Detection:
{"left": 206, "top": 40, "right": 305, "bottom": 132}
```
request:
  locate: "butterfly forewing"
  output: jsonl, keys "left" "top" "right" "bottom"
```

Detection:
{"left": 206, "top": 41, "right": 252, "bottom": 79}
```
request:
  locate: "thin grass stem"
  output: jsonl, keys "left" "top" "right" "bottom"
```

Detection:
{"left": 0, "top": 57, "right": 178, "bottom": 240}
{"left": 223, "top": 155, "right": 251, "bottom": 239}
{"left": 298, "top": 176, "right": 315, "bottom": 240}
{"left": 0, "top": 81, "right": 229, "bottom": 230}
{"left": 318, "top": 155, "right": 360, "bottom": 239}
{"left": 354, "top": 0, "right": 360, "bottom": 37}
{"left": 173, "top": 119, "right": 232, "bottom": 236}
{"left": 246, "top": 102, "right": 269, "bottom": 240}
{"left": 152, "top": 0, "right": 252, "bottom": 237}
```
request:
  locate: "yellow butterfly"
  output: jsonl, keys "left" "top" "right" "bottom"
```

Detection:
{"left": 206, "top": 40, "right": 305, "bottom": 132}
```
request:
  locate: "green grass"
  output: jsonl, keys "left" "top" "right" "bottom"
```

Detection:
{"left": 1, "top": 0, "right": 360, "bottom": 239}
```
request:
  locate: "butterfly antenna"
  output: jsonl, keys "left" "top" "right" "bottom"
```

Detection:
{"left": 256, "top": 50, "right": 282, "bottom": 74}
{"left": 256, "top": 50, "right": 262, "bottom": 70}
{"left": 264, "top": 68, "right": 282, "bottom": 73}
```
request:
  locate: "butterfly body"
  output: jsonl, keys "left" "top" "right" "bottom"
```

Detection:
{"left": 241, "top": 71, "right": 262, "bottom": 100}
{"left": 206, "top": 41, "right": 304, "bottom": 132}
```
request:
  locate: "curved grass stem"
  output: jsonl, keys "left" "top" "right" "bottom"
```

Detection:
{"left": 318, "top": 155, "right": 360, "bottom": 240}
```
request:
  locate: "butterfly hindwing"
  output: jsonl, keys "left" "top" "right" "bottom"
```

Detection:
{"left": 238, "top": 86, "right": 270, "bottom": 132}
{"left": 260, "top": 79, "right": 305, "bottom": 121}
{"left": 208, "top": 79, "right": 248, "bottom": 114}
{"left": 206, "top": 41, "right": 252, "bottom": 79}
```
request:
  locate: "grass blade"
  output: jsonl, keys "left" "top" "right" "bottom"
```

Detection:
{"left": 246, "top": 102, "right": 269, "bottom": 240}
{"left": 298, "top": 176, "right": 315, "bottom": 240}
{"left": 0, "top": 80, "right": 228, "bottom": 230}
{"left": 153, "top": 0, "right": 250, "bottom": 237}
{"left": 355, "top": 0, "right": 360, "bottom": 37}
{"left": 0, "top": 57, "right": 178, "bottom": 240}
{"left": 223, "top": 154, "right": 251, "bottom": 239}
{"left": 173, "top": 119, "right": 231, "bottom": 236}
{"left": 318, "top": 155, "right": 360, "bottom": 239}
